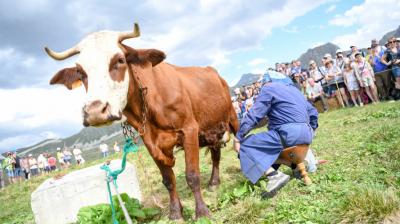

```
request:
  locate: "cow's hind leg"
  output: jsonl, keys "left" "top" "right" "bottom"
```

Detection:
{"left": 155, "top": 161, "right": 183, "bottom": 220}
{"left": 183, "top": 126, "right": 210, "bottom": 219}
{"left": 208, "top": 146, "right": 221, "bottom": 191}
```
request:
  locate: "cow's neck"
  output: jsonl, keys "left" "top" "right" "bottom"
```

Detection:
{"left": 123, "top": 65, "right": 153, "bottom": 135}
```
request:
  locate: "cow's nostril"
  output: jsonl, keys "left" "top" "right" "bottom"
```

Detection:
{"left": 101, "top": 102, "right": 109, "bottom": 114}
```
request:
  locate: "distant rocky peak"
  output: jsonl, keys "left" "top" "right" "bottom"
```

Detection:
{"left": 298, "top": 42, "right": 340, "bottom": 67}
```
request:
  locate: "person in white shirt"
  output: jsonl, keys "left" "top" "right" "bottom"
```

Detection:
{"left": 73, "top": 146, "right": 85, "bottom": 165}
{"left": 100, "top": 143, "right": 109, "bottom": 158}
{"left": 37, "top": 154, "right": 49, "bottom": 174}
{"left": 305, "top": 78, "right": 328, "bottom": 112}
{"left": 28, "top": 154, "right": 39, "bottom": 177}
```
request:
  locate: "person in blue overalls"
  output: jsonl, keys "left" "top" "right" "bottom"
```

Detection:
{"left": 234, "top": 72, "right": 319, "bottom": 198}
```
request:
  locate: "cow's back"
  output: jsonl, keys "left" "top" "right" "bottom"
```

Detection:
{"left": 174, "top": 65, "right": 232, "bottom": 125}
{"left": 153, "top": 63, "right": 233, "bottom": 129}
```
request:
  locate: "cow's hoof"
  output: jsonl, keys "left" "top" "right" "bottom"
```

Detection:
{"left": 169, "top": 212, "right": 184, "bottom": 221}
{"left": 195, "top": 206, "right": 210, "bottom": 219}
{"left": 169, "top": 203, "right": 184, "bottom": 220}
{"left": 207, "top": 184, "right": 219, "bottom": 192}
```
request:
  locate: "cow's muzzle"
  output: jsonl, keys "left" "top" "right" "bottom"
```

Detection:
{"left": 82, "top": 100, "right": 122, "bottom": 127}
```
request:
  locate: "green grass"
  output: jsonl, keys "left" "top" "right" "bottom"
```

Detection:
{"left": 1, "top": 102, "right": 400, "bottom": 223}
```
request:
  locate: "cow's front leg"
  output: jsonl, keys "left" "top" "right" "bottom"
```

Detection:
{"left": 155, "top": 160, "right": 183, "bottom": 220}
{"left": 183, "top": 126, "right": 210, "bottom": 219}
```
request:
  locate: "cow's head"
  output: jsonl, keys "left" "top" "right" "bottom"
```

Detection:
{"left": 45, "top": 23, "right": 165, "bottom": 127}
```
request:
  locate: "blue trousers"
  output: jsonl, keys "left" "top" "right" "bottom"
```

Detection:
{"left": 239, "top": 123, "right": 313, "bottom": 184}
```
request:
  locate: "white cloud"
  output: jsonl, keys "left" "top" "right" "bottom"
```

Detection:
{"left": 330, "top": 0, "right": 400, "bottom": 49}
{"left": 0, "top": 86, "right": 84, "bottom": 152}
{"left": 0, "top": 46, "right": 73, "bottom": 88}
{"left": 209, "top": 50, "right": 231, "bottom": 67}
{"left": 307, "top": 24, "right": 325, "bottom": 30}
{"left": 0, "top": 47, "right": 15, "bottom": 59}
{"left": 0, "top": 87, "right": 84, "bottom": 128}
{"left": 325, "top": 4, "right": 336, "bottom": 13}
{"left": 250, "top": 67, "right": 265, "bottom": 75}
{"left": 99, "top": 1, "right": 327, "bottom": 70}
{"left": 248, "top": 58, "right": 268, "bottom": 66}
{"left": 282, "top": 26, "right": 299, "bottom": 33}
{"left": 247, "top": 58, "right": 268, "bottom": 76}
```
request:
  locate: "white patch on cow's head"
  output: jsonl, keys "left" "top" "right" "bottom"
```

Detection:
{"left": 76, "top": 31, "right": 130, "bottom": 121}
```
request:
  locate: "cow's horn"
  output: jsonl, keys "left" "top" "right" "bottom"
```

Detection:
{"left": 118, "top": 23, "right": 141, "bottom": 42}
{"left": 44, "top": 46, "right": 80, "bottom": 61}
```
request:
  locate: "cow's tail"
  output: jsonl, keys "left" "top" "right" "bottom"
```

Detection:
{"left": 214, "top": 69, "right": 240, "bottom": 137}
{"left": 229, "top": 106, "right": 239, "bottom": 135}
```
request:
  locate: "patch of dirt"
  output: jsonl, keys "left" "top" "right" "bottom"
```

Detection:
{"left": 382, "top": 210, "right": 400, "bottom": 224}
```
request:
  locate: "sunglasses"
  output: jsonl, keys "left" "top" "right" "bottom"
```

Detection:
{"left": 389, "top": 41, "right": 395, "bottom": 44}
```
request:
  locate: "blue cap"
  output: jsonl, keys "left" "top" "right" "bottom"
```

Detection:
{"left": 262, "top": 70, "right": 293, "bottom": 85}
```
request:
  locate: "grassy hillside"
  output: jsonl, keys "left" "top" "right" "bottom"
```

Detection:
{"left": 1, "top": 102, "right": 400, "bottom": 223}
{"left": 16, "top": 124, "right": 125, "bottom": 158}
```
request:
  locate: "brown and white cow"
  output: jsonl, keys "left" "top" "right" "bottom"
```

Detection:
{"left": 45, "top": 23, "right": 239, "bottom": 220}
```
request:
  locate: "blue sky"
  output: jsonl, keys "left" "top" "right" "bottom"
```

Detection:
{"left": 0, "top": 0, "right": 399, "bottom": 153}
{"left": 221, "top": 0, "right": 368, "bottom": 85}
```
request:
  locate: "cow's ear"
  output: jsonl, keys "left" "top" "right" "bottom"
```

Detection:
{"left": 126, "top": 48, "right": 166, "bottom": 67}
{"left": 139, "top": 49, "right": 166, "bottom": 67}
{"left": 50, "top": 67, "right": 82, "bottom": 90}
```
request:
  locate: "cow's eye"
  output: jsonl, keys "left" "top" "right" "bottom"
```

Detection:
{"left": 118, "top": 58, "right": 125, "bottom": 64}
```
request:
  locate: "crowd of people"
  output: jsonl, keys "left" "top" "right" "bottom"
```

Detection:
{"left": 0, "top": 147, "right": 82, "bottom": 185}
{"left": 232, "top": 37, "right": 400, "bottom": 117}
{"left": 0, "top": 142, "right": 124, "bottom": 189}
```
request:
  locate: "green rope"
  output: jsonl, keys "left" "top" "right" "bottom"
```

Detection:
{"left": 100, "top": 138, "right": 139, "bottom": 224}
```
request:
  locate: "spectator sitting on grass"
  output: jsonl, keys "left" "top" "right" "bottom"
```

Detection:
{"left": 305, "top": 78, "right": 328, "bottom": 112}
